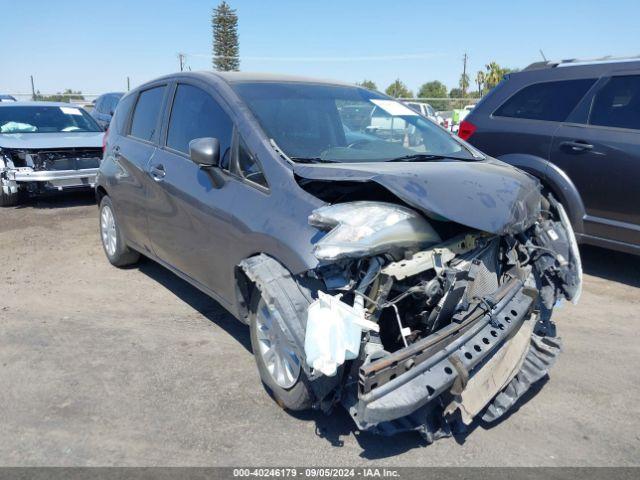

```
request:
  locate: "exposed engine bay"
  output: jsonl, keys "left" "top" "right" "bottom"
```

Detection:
{"left": 241, "top": 182, "right": 581, "bottom": 441}
{"left": 0, "top": 147, "right": 102, "bottom": 198}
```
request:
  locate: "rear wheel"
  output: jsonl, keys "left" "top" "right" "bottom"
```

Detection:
{"left": 249, "top": 289, "right": 312, "bottom": 411}
{"left": 99, "top": 195, "right": 140, "bottom": 267}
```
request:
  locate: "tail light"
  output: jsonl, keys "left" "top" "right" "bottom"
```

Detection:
{"left": 102, "top": 127, "right": 109, "bottom": 154}
{"left": 458, "top": 120, "right": 477, "bottom": 141}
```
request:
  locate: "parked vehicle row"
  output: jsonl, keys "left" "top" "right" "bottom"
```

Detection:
{"left": 0, "top": 102, "right": 104, "bottom": 206}
{"left": 95, "top": 71, "right": 580, "bottom": 441}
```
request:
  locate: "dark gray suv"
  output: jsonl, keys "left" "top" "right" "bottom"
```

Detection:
{"left": 460, "top": 58, "right": 640, "bottom": 255}
{"left": 91, "top": 92, "right": 124, "bottom": 130}
{"left": 97, "top": 72, "right": 581, "bottom": 441}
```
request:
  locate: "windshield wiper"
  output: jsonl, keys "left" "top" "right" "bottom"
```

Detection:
{"left": 290, "top": 157, "right": 337, "bottom": 164}
{"left": 387, "top": 153, "right": 474, "bottom": 162}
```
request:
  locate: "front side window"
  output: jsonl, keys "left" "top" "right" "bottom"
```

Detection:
{"left": 166, "top": 84, "right": 232, "bottom": 162}
{"left": 129, "top": 86, "right": 166, "bottom": 142}
{"left": 590, "top": 75, "right": 640, "bottom": 130}
{"left": 238, "top": 137, "right": 267, "bottom": 188}
{"left": 494, "top": 79, "right": 596, "bottom": 122}
{"left": 0, "top": 106, "right": 101, "bottom": 133}
{"left": 232, "top": 82, "right": 473, "bottom": 163}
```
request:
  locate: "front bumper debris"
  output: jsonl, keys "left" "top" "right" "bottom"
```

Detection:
{"left": 10, "top": 167, "right": 98, "bottom": 187}
{"left": 345, "top": 275, "right": 538, "bottom": 429}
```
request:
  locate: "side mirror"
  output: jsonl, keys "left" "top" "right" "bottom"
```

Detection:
{"left": 189, "top": 137, "right": 220, "bottom": 168}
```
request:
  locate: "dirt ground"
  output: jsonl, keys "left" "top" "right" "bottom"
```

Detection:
{"left": 1, "top": 193, "right": 639, "bottom": 466}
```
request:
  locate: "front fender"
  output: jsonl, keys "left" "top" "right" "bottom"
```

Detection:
{"left": 498, "top": 153, "right": 585, "bottom": 234}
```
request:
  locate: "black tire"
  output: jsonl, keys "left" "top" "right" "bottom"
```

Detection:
{"left": 0, "top": 185, "right": 19, "bottom": 207}
{"left": 248, "top": 288, "right": 312, "bottom": 411}
{"left": 99, "top": 195, "right": 140, "bottom": 267}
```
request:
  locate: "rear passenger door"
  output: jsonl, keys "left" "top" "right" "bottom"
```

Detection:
{"left": 551, "top": 73, "right": 640, "bottom": 246}
{"left": 111, "top": 84, "right": 168, "bottom": 252}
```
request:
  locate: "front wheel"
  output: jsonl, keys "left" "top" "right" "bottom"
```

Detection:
{"left": 249, "top": 289, "right": 312, "bottom": 411}
{"left": 0, "top": 179, "right": 19, "bottom": 207}
{"left": 99, "top": 195, "right": 140, "bottom": 267}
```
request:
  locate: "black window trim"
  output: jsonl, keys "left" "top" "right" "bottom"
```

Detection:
{"left": 230, "top": 128, "right": 270, "bottom": 193}
{"left": 585, "top": 73, "right": 640, "bottom": 133}
{"left": 126, "top": 83, "right": 169, "bottom": 146}
{"left": 490, "top": 77, "right": 598, "bottom": 124}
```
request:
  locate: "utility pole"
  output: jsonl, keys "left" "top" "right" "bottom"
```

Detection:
{"left": 178, "top": 53, "right": 186, "bottom": 72}
{"left": 462, "top": 53, "right": 468, "bottom": 97}
{"left": 30, "top": 75, "right": 36, "bottom": 100}
{"left": 127, "top": 77, "right": 130, "bottom": 91}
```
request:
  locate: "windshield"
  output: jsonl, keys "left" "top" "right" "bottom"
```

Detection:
{"left": 232, "top": 82, "right": 474, "bottom": 163}
{"left": 0, "top": 106, "right": 101, "bottom": 133}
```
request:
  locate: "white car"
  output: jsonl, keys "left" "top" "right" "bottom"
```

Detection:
{"left": 0, "top": 102, "right": 104, "bottom": 206}
{"left": 404, "top": 101, "right": 444, "bottom": 125}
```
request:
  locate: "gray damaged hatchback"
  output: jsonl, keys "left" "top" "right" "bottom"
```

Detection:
{"left": 97, "top": 72, "right": 581, "bottom": 441}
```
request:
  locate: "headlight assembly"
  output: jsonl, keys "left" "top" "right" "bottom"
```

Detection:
{"left": 309, "top": 201, "right": 441, "bottom": 261}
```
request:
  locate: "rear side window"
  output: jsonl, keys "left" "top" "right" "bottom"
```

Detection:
{"left": 94, "top": 97, "right": 104, "bottom": 113}
{"left": 494, "top": 79, "right": 596, "bottom": 122}
{"left": 113, "top": 94, "right": 136, "bottom": 135}
{"left": 590, "top": 75, "right": 640, "bottom": 130}
{"left": 129, "top": 86, "right": 166, "bottom": 142}
{"left": 105, "top": 96, "right": 117, "bottom": 115}
{"left": 166, "top": 84, "right": 232, "bottom": 159}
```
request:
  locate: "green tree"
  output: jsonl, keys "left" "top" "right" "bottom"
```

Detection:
{"left": 212, "top": 1, "right": 239, "bottom": 71}
{"left": 475, "top": 70, "right": 486, "bottom": 96}
{"left": 357, "top": 79, "right": 378, "bottom": 91}
{"left": 417, "top": 81, "right": 448, "bottom": 110}
{"left": 385, "top": 79, "right": 412, "bottom": 98}
{"left": 483, "top": 62, "right": 517, "bottom": 91}
{"left": 35, "top": 89, "right": 84, "bottom": 103}
{"left": 448, "top": 87, "right": 467, "bottom": 109}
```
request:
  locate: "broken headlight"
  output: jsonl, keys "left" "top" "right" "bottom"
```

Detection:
{"left": 309, "top": 201, "right": 441, "bottom": 261}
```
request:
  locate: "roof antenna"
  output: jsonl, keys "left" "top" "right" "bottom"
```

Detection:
{"left": 539, "top": 49, "right": 547, "bottom": 61}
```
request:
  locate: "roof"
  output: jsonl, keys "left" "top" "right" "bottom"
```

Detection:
{"left": 524, "top": 55, "right": 640, "bottom": 71}
{"left": 139, "top": 70, "right": 357, "bottom": 88}
{"left": 208, "top": 71, "right": 355, "bottom": 86}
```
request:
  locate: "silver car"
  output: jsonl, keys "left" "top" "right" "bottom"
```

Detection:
{"left": 0, "top": 102, "right": 104, "bottom": 206}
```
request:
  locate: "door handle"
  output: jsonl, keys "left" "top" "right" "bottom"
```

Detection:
{"left": 150, "top": 164, "right": 166, "bottom": 181}
{"left": 560, "top": 140, "right": 594, "bottom": 152}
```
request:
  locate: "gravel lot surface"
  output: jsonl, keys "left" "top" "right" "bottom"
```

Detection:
{"left": 1, "top": 193, "right": 639, "bottom": 466}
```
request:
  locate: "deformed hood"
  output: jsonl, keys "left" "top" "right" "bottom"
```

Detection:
{"left": 0, "top": 132, "right": 104, "bottom": 150}
{"left": 294, "top": 158, "right": 542, "bottom": 235}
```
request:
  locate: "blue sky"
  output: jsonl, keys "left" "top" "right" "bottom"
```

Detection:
{"left": 1, "top": 0, "right": 638, "bottom": 95}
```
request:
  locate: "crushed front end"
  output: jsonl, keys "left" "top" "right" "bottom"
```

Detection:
{"left": 299, "top": 193, "right": 580, "bottom": 441}
{"left": 0, "top": 147, "right": 101, "bottom": 197}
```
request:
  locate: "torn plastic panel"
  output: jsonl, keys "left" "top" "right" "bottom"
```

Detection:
{"left": 242, "top": 192, "right": 579, "bottom": 440}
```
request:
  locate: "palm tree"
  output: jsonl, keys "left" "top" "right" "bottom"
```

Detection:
{"left": 485, "top": 62, "right": 506, "bottom": 90}
{"left": 476, "top": 71, "right": 486, "bottom": 96}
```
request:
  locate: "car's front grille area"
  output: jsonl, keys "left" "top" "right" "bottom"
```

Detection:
{"left": 30, "top": 148, "right": 102, "bottom": 171}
